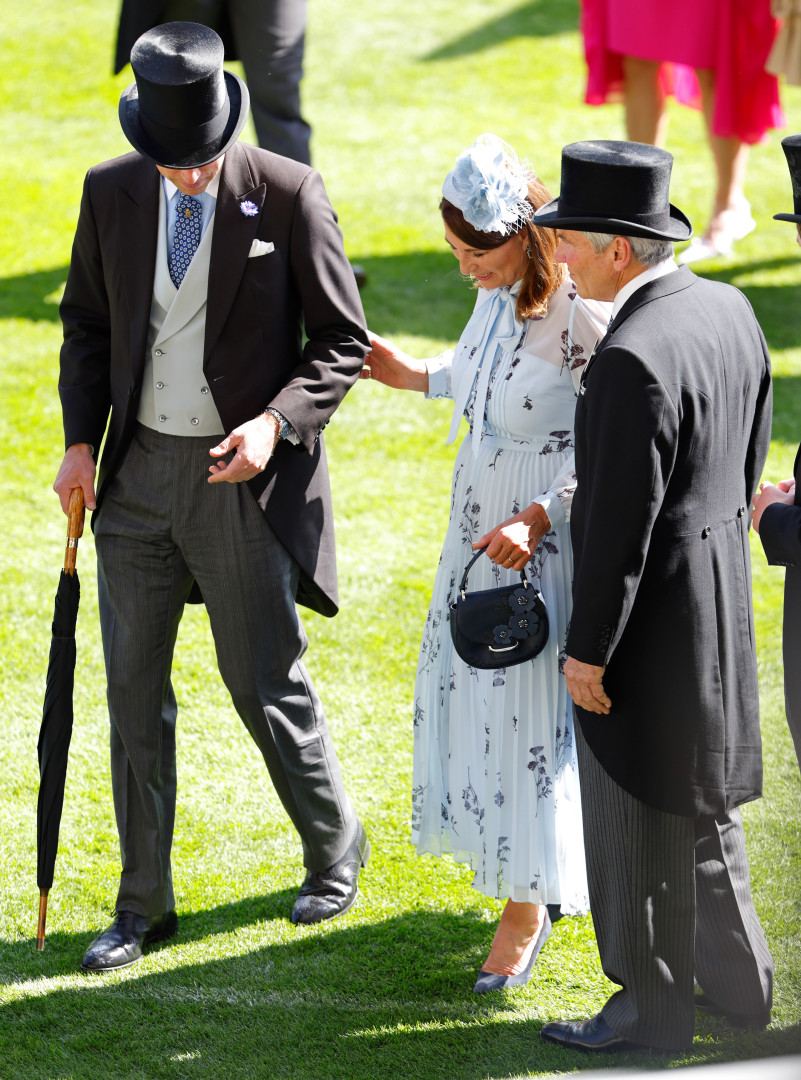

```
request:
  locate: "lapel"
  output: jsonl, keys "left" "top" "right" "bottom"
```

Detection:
{"left": 115, "top": 159, "right": 160, "bottom": 388}
{"left": 579, "top": 265, "right": 697, "bottom": 393}
{"left": 204, "top": 143, "right": 268, "bottom": 361}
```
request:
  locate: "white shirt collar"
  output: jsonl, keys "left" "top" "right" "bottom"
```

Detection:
{"left": 611, "top": 256, "right": 678, "bottom": 319}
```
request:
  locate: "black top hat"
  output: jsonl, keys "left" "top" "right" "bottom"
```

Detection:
{"left": 774, "top": 134, "right": 801, "bottom": 224}
{"left": 119, "top": 22, "right": 249, "bottom": 169}
{"left": 534, "top": 140, "right": 692, "bottom": 242}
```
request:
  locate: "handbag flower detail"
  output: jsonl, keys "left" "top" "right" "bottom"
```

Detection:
{"left": 510, "top": 586, "right": 536, "bottom": 612}
{"left": 493, "top": 590, "right": 542, "bottom": 646}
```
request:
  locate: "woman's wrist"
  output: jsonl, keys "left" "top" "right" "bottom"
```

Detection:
{"left": 524, "top": 501, "right": 551, "bottom": 534}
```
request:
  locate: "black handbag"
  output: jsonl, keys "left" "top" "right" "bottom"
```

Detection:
{"left": 449, "top": 548, "right": 549, "bottom": 669}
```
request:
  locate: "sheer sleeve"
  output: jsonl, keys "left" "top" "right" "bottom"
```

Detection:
{"left": 530, "top": 291, "right": 609, "bottom": 526}
{"left": 532, "top": 454, "right": 577, "bottom": 528}
{"left": 424, "top": 350, "right": 454, "bottom": 399}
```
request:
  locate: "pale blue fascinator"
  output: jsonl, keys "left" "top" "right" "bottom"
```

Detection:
{"left": 442, "top": 133, "right": 536, "bottom": 236}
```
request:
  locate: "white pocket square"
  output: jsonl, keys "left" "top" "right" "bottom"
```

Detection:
{"left": 248, "top": 239, "right": 275, "bottom": 258}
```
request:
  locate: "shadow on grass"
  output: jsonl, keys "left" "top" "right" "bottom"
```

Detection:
{"left": 772, "top": 375, "right": 801, "bottom": 447}
{"left": 4, "top": 250, "right": 800, "bottom": 355}
{"left": 354, "top": 249, "right": 801, "bottom": 353}
{"left": 0, "top": 266, "right": 69, "bottom": 322}
{"left": 422, "top": 0, "right": 580, "bottom": 62}
{"left": 2, "top": 903, "right": 801, "bottom": 1079}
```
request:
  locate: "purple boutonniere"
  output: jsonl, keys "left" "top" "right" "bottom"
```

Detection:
{"left": 240, "top": 200, "right": 258, "bottom": 217}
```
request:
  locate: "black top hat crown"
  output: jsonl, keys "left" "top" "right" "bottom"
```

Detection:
{"left": 119, "top": 22, "right": 249, "bottom": 169}
{"left": 534, "top": 140, "right": 692, "bottom": 242}
{"left": 774, "top": 134, "right": 801, "bottom": 224}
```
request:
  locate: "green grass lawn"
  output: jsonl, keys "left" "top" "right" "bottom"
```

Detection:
{"left": 2, "top": 1, "right": 801, "bottom": 1077}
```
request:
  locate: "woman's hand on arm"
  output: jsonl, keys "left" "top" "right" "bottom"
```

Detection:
{"left": 473, "top": 502, "right": 551, "bottom": 572}
{"left": 360, "top": 332, "right": 429, "bottom": 392}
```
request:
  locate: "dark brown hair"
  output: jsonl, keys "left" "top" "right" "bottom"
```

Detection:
{"left": 440, "top": 175, "right": 565, "bottom": 321}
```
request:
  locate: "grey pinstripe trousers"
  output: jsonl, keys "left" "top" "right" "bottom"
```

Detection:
{"left": 93, "top": 425, "right": 356, "bottom": 917}
{"left": 576, "top": 722, "right": 773, "bottom": 1050}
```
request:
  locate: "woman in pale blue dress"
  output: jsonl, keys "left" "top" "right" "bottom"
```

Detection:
{"left": 362, "top": 136, "right": 609, "bottom": 991}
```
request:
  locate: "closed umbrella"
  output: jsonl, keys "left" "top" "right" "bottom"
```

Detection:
{"left": 36, "top": 488, "right": 84, "bottom": 950}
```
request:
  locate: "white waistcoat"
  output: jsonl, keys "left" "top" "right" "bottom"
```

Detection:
{"left": 137, "top": 185, "right": 225, "bottom": 436}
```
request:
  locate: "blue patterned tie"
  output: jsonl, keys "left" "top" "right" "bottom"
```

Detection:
{"left": 169, "top": 193, "right": 202, "bottom": 288}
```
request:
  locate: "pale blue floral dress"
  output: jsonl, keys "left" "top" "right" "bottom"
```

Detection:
{"left": 411, "top": 275, "right": 608, "bottom": 910}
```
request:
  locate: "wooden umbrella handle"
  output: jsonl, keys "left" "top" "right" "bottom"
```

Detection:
{"left": 64, "top": 488, "right": 85, "bottom": 576}
{"left": 37, "top": 889, "right": 48, "bottom": 951}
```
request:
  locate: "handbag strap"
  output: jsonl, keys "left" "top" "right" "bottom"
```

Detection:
{"left": 458, "top": 547, "right": 528, "bottom": 597}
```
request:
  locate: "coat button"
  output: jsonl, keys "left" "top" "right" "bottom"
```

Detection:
{"left": 201, "top": 386, "right": 209, "bottom": 394}
{"left": 156, "top": 381, "right": 164, "bottom": 390}
{"left": 737, "top": 506, "right": 746, "bottom": 517}
{"left": 702, "top": 526, "right": 711, "bottom": 538}
{"left": 191, "top": 417, "right": 199, "bottom": 426}
{"left": 159, "top": 414, "right": 167, "bottom": 422}
{"left": 155, "top": 348, "right": 164, "bottom": 356}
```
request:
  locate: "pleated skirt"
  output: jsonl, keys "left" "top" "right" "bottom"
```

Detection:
{"left": 411, "top": 434, "right": 589, "bottom": 911}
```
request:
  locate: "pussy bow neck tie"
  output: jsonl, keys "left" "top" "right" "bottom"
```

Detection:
{"left": 447, "top": 285, "right": 522, "bottom": 455}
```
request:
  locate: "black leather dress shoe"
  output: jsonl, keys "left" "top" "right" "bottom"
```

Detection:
{"left": 540, "top": 1015, "right": 643, "bottom": 1053}
{"left": 694, "top": 991, "right": 771, "bottom": 1030}
{"left": 291, "top": 822, "right": 370, "bottom": 924}
{"left": 80, "top": 910, "right": 178, "bottom": 972}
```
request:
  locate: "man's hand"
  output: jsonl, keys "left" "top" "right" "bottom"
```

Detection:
{"left": 208, "top": 412, "right": 280, "bottom": 483}
{"left": 751, "top": 479, "right": 796, "bottom": 533}
{"left": 53, "top": 443, "right": 96, "bottom": 515}
{"left": 474, "top": 503, "right": 551, "bottom": 572}
{"left": 564, "top": 656, "right": 611, "bottom": 715}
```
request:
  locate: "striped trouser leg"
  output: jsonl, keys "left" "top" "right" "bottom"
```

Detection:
{"left": 694, "top": 807, "right": 773, "bottom": 1016}
{"left": 577, "top": 722, "right": 773, "bottom": 1048}
{"left": 576, "top": 722, "right": 696, "bottom": 1050}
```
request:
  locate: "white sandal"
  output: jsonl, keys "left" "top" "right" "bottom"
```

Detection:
{"left": 677, "top": 201, "right": 756, "bottom": 264}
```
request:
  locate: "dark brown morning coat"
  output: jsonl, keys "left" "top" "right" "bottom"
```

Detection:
{"left": 58, "top": 141, "right": 368, "bottom": 616}
{"left": 567, "top": 266, "right": 773, "bottom": 817}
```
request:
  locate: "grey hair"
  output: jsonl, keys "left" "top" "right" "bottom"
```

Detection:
{"left": 584, "top": 231, "right": 674, "bottom": 267}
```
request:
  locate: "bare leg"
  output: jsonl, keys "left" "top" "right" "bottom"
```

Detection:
{"left": 678, "top": 68, "right": 754, "bottom": 262}
{"left": 696, "top": 68, "right": 750, "bottom": 216}
{"left": 623, "top": 56, "right": 669, "bottom": 146}
{"left": 482, "top": 900, "right": 547, "bottom": 975}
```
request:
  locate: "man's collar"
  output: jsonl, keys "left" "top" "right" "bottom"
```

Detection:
{"left": 611, "top": 257, "right": 678, "bottom": 319}
{"left": 161, "top": 165, "right": 223, "bottom": 203}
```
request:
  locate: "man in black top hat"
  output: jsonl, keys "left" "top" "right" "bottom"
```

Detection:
{"left": 533, "top": 141, "right": 774, "bottom": 1051}
{"left": 752, "top": 133, "right": 801, "bottom": 778}
{"left": 53, "top": 21, "right": 371, "bottom": 972}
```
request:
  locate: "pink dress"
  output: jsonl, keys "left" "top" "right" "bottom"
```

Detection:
{"left": 581, "top": 0, "right": 785, "bottom": 144}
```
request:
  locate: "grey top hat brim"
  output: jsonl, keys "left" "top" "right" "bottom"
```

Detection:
{"left": 533, "top": 196, "right": 693, "bottom": 242}
{"left": 119, "top": 70, "right": 249, "bottom": 169}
